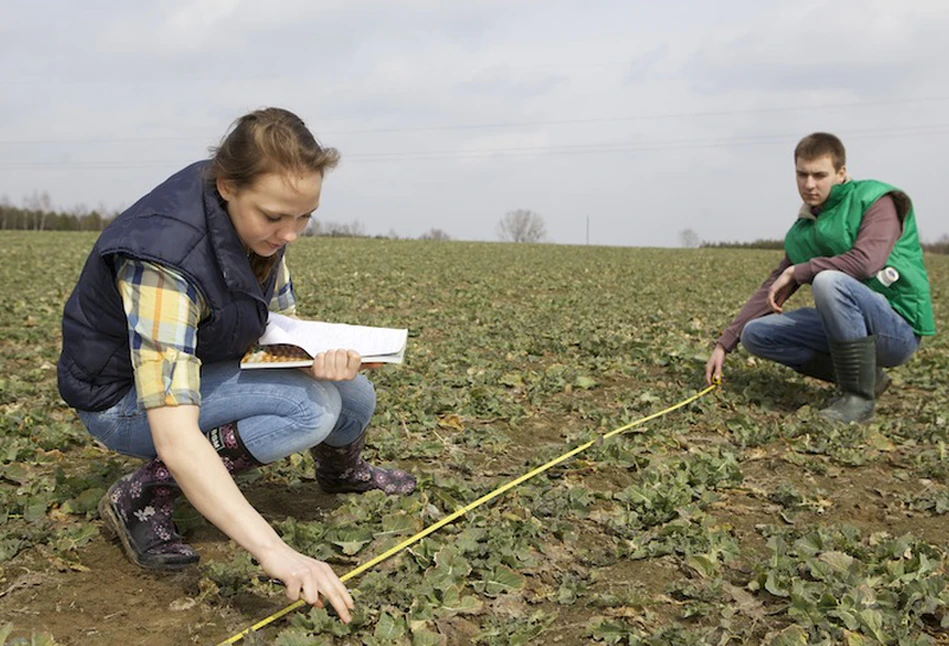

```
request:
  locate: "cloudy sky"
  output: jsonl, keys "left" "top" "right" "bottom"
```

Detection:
{"left": 1, "top": 0, "right": 947, "bottom": 246}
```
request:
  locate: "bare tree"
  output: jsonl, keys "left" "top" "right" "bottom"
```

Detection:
{"left": 64, "top": 204, "right": 90, "bottom": 231}
{"left": 23, "top": 190, "right": 53, "bottom": 230}
{"left": 322, "top": 220, "right": 366, "bottom": 237}
{"left": 679, "top": 228, "right": 700, "bottom": 248}
{"left": 497, "top": 209, "right": 546, "bottom": 243}
{"left": 302, "top": 219, "right": 323, "bottom": 237}
{"left": 0, "top": 194, "right": 11, "bottom": 230}
{"left": 419, "top": 227, "right": 451, "bottom": 241}
{"left": 37, "top": 191, "right": 52, "bottom": 230}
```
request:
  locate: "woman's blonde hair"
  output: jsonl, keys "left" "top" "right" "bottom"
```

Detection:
{"left": 207, "top": 108, "right": 339, "bottom": 282}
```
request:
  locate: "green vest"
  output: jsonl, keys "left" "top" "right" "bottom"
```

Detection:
{"left": 783, "top": 179, "right": 935, "bottom": 336}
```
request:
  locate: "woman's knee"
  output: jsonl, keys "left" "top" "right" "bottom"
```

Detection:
{"left": 322, "top": 376, "right": 376, "bottom": 447}
{"left": 294, "top": 379, "right": 343, "bottom": 442}
{"left": 338, "top": 375, "right": 376, "bottom": 423}
{"left": 292, "top": 377, "right": 378, "bottom": 449}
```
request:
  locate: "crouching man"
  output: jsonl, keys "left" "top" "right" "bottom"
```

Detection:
{"left": 705, "top": 132, "right": 935, "bottom": 422}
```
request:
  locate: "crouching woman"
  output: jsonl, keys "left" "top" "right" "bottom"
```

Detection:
{"left": 57, "top": 107, "right": 415, "bottom": 622}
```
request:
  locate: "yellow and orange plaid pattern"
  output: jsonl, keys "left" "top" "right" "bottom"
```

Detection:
{"left": 116, "top": 255, "right": 296, "bottom": 409}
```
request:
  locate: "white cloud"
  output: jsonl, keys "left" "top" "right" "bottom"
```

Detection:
{"left": 1, "top": 0, "right": 947, "bottom": 244}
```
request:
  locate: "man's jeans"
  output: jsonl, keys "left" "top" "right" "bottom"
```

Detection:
{"left": 740, "top": 270, "right": 921, "bottom": 371}
{"left": 77, "top": 363, "right": 376, "bottom": 464}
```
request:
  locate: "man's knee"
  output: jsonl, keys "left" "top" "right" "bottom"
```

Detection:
{"left": 812, "top": 270, "right": 848, "bottom": 304}
{"left": 740, "top": 320, "right": 767, "bottom": 356}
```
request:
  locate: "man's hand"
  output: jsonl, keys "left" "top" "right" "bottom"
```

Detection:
{"left": 705, "top": 344, "right": 727, "bottom": 386}
{"left": 309, "top": 349, "right": 361, "bottom": 381}
{"left": 767, "top": 265, "right": 797, "bottom": 313}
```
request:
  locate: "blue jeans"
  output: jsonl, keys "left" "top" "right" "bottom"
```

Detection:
{"left": 76, "top": 363, "right": 376, "bottom": 463}
{"left": 740, "top": 270, "right": 921, "bottom": 371}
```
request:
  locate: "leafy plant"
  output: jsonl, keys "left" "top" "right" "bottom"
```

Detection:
{"left": 1, "top": 234, "right": 947, "bottom": 644}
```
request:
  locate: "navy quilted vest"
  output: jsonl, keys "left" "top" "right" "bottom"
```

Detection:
{"left": 58, "top": 161, "right": 281, "bottom": 411}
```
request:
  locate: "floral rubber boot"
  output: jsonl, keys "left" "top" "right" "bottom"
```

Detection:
{"left": 310, "top": 432, "right": 416, "bottom": 495}
{"left": 98, "top": 422, "right": 261, "bottom": 570}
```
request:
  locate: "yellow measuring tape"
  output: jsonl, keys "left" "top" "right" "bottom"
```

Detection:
{"left": 218, "top": 382, "right": 718, "bottom": 645}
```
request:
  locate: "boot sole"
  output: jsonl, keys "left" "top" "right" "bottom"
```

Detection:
{"left": 819, "top": 396, "right": 876, "bottom": 424}
{"left": 317, "top": 479, "right": 417, "bottom": 495}
{"left": 820, "top": 410, "right": 875, "bottom": 424}
{"left": 97, "top": 495, "right": 197, "bottom": 571}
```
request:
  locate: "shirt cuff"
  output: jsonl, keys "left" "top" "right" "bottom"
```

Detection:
{"left": 139, "top": 389, "right": 202, "bottom": 410}
{"left": 717, "top": 330, "right": 740, "bottom": 353}
{"left": 133, "top": 353, "right": 202, "bottom": 409}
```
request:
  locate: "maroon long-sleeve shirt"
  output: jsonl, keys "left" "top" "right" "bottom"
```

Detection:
{"left": 716, "top": 195, "right": 903, "bottom": 353}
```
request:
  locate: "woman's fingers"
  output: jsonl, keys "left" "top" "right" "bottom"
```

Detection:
{"left": 311, "top": 349, "right": 362, "bottom": 381}
{"left": 308, "top": 562, "right": 352, "bottom": 623}
{"left": 345, "top": 349, "right": 361, "bottom": 374}
{"left": 260, "top": 546, "right": 354, "bottom": 623}
{"left": 298, "top": 575, "right": 324, "bottom": 608}
{"left": 316, "top": 564, "right": 354, "bottom": 622}
{"left": 279, "top": 563, "right": 352, "bottom": 623}
{"left": 283, "top": 573, "right": 303, "bottom": 602}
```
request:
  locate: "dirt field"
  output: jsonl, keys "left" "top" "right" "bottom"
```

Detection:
{"left": 2, "top": 232, "right": 948, "bottom": 645}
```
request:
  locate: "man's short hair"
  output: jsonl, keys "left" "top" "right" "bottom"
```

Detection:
{"left": 794, "top": 132, "right": 846, "bottom": 171}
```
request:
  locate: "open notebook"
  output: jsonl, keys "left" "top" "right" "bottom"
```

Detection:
{"left": 240, "top": 313, "right": 408, "bottom": 369}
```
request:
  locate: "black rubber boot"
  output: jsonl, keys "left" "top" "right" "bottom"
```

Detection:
{"left": 798, "top": 351, "right": 891, "bottom": 398}
{"left": 311, "top": 432, "right": 416, "bottom": 495}
{"left": 798, "top": 352, "right": 836, "bottom": 383}
{"left": 99, "top": 422, "right": 262, "bottom": 570}
{"left": 819, "top": 337, "right": 878, "bottom": 423}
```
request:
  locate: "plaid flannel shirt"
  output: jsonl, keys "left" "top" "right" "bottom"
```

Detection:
{"left": 116, "top": 255, "right": 296, "bottom": 409}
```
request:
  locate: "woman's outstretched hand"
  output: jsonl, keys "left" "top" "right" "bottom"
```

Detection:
{"left": 258, "top": 543, "right": 354, "bottom": 623}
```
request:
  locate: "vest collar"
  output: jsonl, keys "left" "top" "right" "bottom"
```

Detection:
{"left": 202, "top": 182, "right": 264, "bottom": 298}
{"left": 797, "top": 175, "right": 853, "bottom": 221}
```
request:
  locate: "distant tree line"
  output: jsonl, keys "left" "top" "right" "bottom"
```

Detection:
{"left": 2, "top": 194, "right": 558, "bottom": 246}
{"left": 699, "top": 238, "right": 785, "bottom": 250}
{"left": 682, "top": 227, "right": 947, "bottom": 254}
{"left": 678, "top": 228, "right": 784, "bottom": 250}
{"left": 0, "top": 193, "right": 117, "bottom": 231}
{"left": 29, "top": 197, "right": 949, "bottom": 253}
{"left": 922, "top": 236, "right": 949, "bottom": 255}
{"left": 303, "top": 219, "right": 367, "bottom": 238}
{"left": 303, "top": 220, "right": 453, "bottom": 241}
{"left": 698, "top": 236, "right": 948, "bottom": 254}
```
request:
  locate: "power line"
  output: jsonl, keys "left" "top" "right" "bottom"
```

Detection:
{"left": 328, "top": 96, "right": 949, "bottom": 136}
{"left": 344, "top": 124, "right": 949, "bottom": 160}
{"left": 1, "top": 123, "right": 947, "bottom": 170}
{"left": 1, "top": 96, "right": 948, "bottom": 146}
